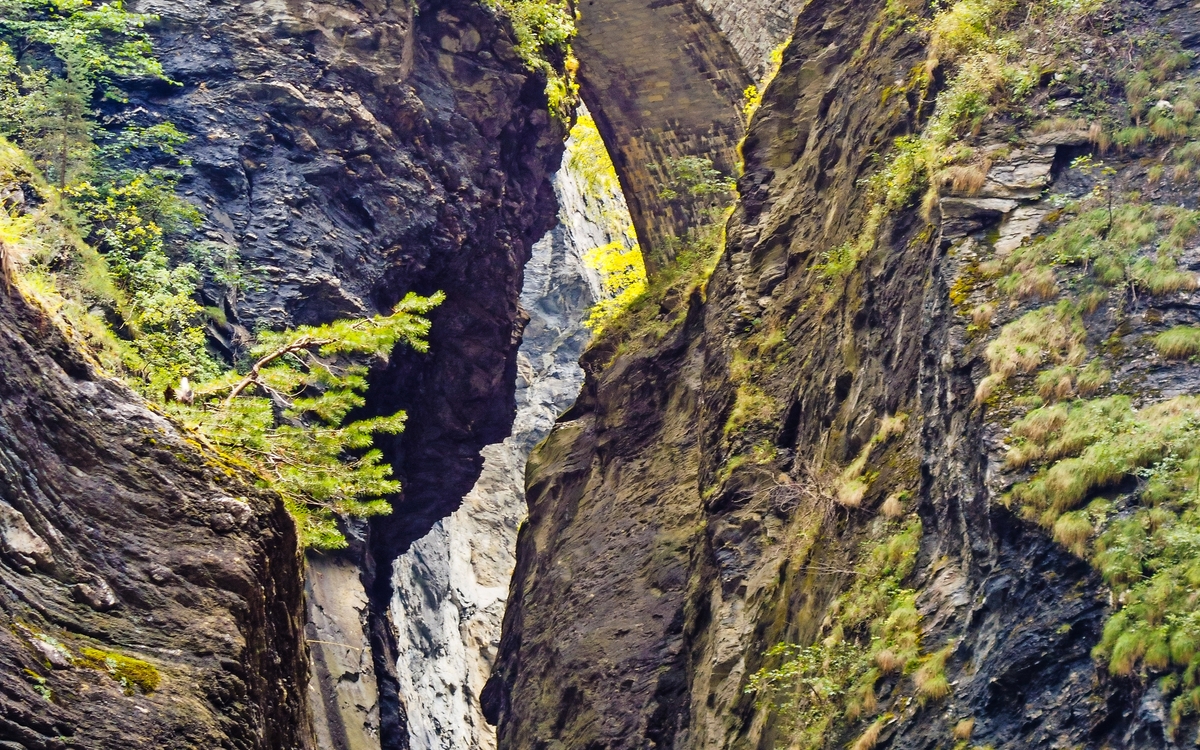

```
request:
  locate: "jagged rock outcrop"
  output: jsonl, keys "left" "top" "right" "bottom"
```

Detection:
{"left": 491, "top": 1, "right": 1200, "bottom": 749}
{"left": 388, "top": 125, "right": 622, "bottom": 750}
{"left": 692, "top": 0, "right": 806, "bottom": 79}
{"left": 119, "top": 1, "right": 568, "bottom": 745}
{"left": 0, "top": 290, "right": 309, "bottom": 748}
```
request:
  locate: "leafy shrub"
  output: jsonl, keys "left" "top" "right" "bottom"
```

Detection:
{"left": 484, "top": 0, "right": 577, "bottom": 119}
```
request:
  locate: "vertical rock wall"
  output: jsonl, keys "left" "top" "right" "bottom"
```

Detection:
{"left": 387, "top": 130, "right": 626, "bottom": 750}
{"left": 694, "top": 0, "right": 808, "bottom": 79}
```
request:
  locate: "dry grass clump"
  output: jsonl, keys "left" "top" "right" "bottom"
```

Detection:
{"left": 838, "top": 478, "right": 869, "bottom": 508}
{"left": 880, "top": 492, "right": 906, "bottom": 518}
{"left": 998, "top": 264, "right": 1058, "bottom": 301}
{"left": 1052, "top": 509, "right": 1095, "bottom": 556}
{"left": 914, "top": 645, "right": 953, "bottom": 704}
{"left": 836, "top": 414, "right": 909, "bottom": 507}
{"left": 874, "top": 648, "right": 905, "bottom": 673}
{"left": 1033, "top": 116, "right": 1088, "bottom": 135}
{"left": 940, "top": 163, "right": 989, "bottom": 194}
{"left": 1153, "top": 326, "right": 1200, "bottom": 359}
{"left": 851, "top": 717, "right": 888, "bottom": 750}
{"left": 953, "top": 717, "right": 976, "bottom": 740}
{"left": 976, "top": 302, "right": 1085, "bottom": 403}
{"left": 971, "top": 302, "right": 996, "bottom": 329}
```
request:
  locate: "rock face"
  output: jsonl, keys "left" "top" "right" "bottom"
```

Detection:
{"left": 306, "top": 555, "right": 382, "bottom": 750}
{"left": 119, "top": 1, "right": 568, "bottom": 745}
{"left": 0, "top": 290, "right": 309, "bottom": 748}
{"left": 491, "top": 1, "right": 1200, "bottom": 749}
{"left": 388, "top": 131, "right": 621, "bottom": 750}
{"left": 694, "top": 0, "right": 807, "bottom": 79}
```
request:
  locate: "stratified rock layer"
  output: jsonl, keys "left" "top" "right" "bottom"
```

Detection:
{"left": 389, "top": 129, "right": 621, "bottom": 750}
{"left": 0, "top": 290, "right": 309, "bottom": 749}
{"left": 492, "top": 1, "right": 1200, "bottom": 749}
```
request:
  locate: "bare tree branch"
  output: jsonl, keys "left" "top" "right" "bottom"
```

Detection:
{"left": 221, "top": 335, "right": 333, "bottom": 408}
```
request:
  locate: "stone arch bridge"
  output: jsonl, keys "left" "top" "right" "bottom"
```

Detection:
{"left": 573, "top": 0, "right": 804, "bottom": 271}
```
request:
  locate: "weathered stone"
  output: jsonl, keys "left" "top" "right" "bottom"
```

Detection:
{"left": 306, "top": 555, "right": 381, "bottom": 750}
{"left": 0, "top": 290, "right": 309, "bottom": 749}
{"left": 390, "top": 126, "right": 610, "bottom": 750}
{"left": 0, "top": 499, "right": 53, "bottom": 571}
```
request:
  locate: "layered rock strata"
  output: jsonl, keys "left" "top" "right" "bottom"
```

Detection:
{"left": 389, "top": 126, "right": 624, "bottom": 750}
{"left": 0, "top": 289, "right": 310, "bottom": 749}
{"left": 491, "top": 1, "right": 1200, "bottom": 749}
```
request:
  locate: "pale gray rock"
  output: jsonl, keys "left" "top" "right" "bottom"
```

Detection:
{"left": 388, "top": 110, "right": 623, "bottom": 750}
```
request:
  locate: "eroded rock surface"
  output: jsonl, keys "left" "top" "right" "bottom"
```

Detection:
{"left": 0, "top": 290, "right": 309, "bottom": 749}
{"left": 491, "top": 1, "right": 1200, "bottom": 749}
{"left": 389, "top": 130, "right": 618, "bottom": 750}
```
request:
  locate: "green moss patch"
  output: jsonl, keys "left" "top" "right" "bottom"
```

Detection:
{"left": 80, "top": 647, "right": 160, "bottom": 695}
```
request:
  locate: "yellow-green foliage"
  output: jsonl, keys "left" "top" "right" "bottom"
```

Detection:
{"left": 836, "top": 414, "right": 908, "bottom": 507}
{"left": 986, "top": 200, "right": 1200, "bottom": 301}
{"left": 484, "top": 0, "right": 577, "bottom": 119}
{"left": 747, "top": 519, "right": 942, "bottom": 748}
{"left": 80, "top": 647, "right": 159, "bottom": 695}
{"left": 588, "top": 217, "right": 726, "bottom": 358}
{"left": 975, "top": 301, "right": 1086, "bottom": 402}
{"left": 584, "top": 237, "right": 647, "bottom": 333}
{"left": 170, "top": 292, "right": 444, "bottom": 549}
{"left": 566, "top": 115, "right": 649, "bottom": 334}
{"left": 1154, "top": 326, "right": 1200, "bottom": 360}
{"left": 566, "top": 113, "right": 620, "bottom": 199}
{"left": 743, "top": 37, "right": 788, "bottom": 121}
{"left": 723, "top": 381, "right": 776, "bottom": 437}
{"left": 1004, "top": 394, "right": 1200, "bottom": 728}
{"left": 929, "top": 0, "right": 1015, "bottom": 63}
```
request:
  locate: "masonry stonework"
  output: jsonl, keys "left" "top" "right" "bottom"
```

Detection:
{"left": 574, "top": 0, "right": 751, "bottom": 271}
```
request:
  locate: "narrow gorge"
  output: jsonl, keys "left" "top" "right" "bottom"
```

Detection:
{"left": 2, "top": 0, "right": 1200, "bottom": 749}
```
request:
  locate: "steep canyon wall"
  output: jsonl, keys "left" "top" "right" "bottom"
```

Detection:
{"left": 493, "top": 1, "right": 1200, "bottom": 749}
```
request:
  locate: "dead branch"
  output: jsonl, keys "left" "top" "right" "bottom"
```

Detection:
{"left": 221, "top": 335, "right": 333, "bottom": 409}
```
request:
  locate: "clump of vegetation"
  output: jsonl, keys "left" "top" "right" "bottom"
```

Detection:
{"left": 747, "top": 519, "right": 943, "bottom": 748}
{"left": 484, "top": 0, "right": 577, "bottom": 120}
{"left": 1003, "top": 394, "right": 1200, "bottom": 732}
{"left": 1153, "top": 325, "right": 1200, "bottom": 360}
{"left": 742, "top": 38, "right": 788, "bottom": 121}
{"left": 565, "top": 114, "right": 649, "bottom": 334}
{"left": 80, "top": 647, "right": 159, "bottom": 695}
{"left": 975, "top": 301, "right": 1086, "bottom": 403}
{"left": 835, "top": 414, "right": 908, "bottom": 507}
{"left": 723, "top": 381, "right": 776, "bottom": 437}
{"left": 587, "top": 216, "right": 726, "bottom": 360}
{"left": 982, "top": 189, "right": 1200, "bottom": 305}
{"left": 655, "top": 155, "right": 737, "bottom": 223}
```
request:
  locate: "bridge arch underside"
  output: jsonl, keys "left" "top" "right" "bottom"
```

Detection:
{"left": 573, "top": 0, "right": 752, "bottom": 272}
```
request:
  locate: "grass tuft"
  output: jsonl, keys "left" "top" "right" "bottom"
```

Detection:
{"left": 1153, "top": 326, "right": 1200, "bottom": 359}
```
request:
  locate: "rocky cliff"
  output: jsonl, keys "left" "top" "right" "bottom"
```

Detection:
{"left": 0, "top": 288, "right": 309, "bottom": 749}
{"left": 491, "top": 1, "right": 1200, "bottom": 749}
{"left": 389, "top": 115, "right": 626, "bottom": 750}
{"left": 116, "top": 0, "right": 569, "bottom": 746}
